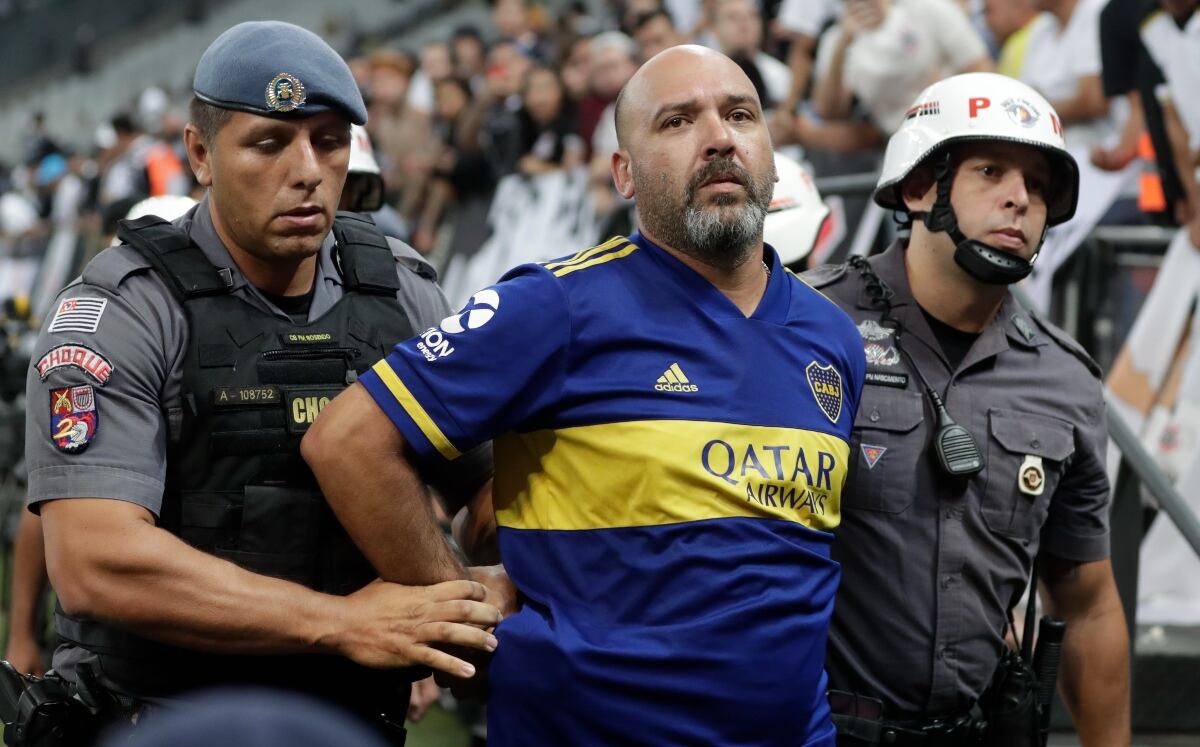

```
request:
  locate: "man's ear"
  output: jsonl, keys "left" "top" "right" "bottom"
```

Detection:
{"left": 611, "top": 149, "right": 635, "bottom": 200}
{"left": 184, "top": 124, "right": 213, "bottom": 187}
{"left": 900, "top": 166, "right": 936, "bottom": 214}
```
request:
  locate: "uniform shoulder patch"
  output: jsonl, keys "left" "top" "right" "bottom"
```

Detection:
{"left": 1029, "top": 314, "right": 1102, "bottom": 379}
{"left": 798, "top": 262, "right": 849, "bottom": 289}
{"left": 81, "top": 244, "right": 154, "bottom": 293}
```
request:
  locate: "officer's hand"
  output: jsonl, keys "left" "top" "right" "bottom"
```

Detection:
{"left": 468, "top": 565, "right": 519, "bottom": 621}
{"left": 337, "top": 579, "right": 500, "bottom": 677}
{"left": 3, "top": 635, "right": 45, "bottom": 677}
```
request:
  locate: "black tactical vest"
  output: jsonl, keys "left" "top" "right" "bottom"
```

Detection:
{"left": 56, "top": 213, "right": 419, "bottom": 698}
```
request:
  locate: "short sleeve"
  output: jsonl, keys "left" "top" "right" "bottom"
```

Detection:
{"left": 812, "top": 24, "right": 845, "bottom": 80}
{"left": 1066, "top": 0, "right": 1103, "bottom": 78}
{"left": 1039, "top": 383, "right": 1111, "bottom": 562}
{"left": 358, "top": 265, "right": 570, "bottom": 464}
{"left": 26, "top": 270, "right": 182, "bottom": 516}
{"left": 924, "top": 0, "right": 988, "bottom": 72}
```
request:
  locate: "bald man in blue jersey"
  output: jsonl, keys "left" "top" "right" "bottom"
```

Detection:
{"left": 305, "top": 45, "right": 866, "bottom": 746}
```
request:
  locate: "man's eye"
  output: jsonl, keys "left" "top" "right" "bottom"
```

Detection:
{"left": 253, "top": 139, "right": 282, "bottom": 153}
{"left": 665, "top": 117, "right": 686, "bottom": 128}
{"left": 978, "top": 165, "right": 997, "bottom": 177}
{"left": 730, "top": 110, "right": 751, "bottom": 122}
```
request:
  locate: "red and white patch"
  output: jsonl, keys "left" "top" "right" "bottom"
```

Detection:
{"left": 36, "top": 344, "right": 114, "bottom": 385}
{"left": 50, "top": 385, "right": 98, "bottom": 453}
{"left": 48, "top": 297, "right": 107, "bottom": 334}
{"left": 861, "top": 444, "right": 887, "bottom": 470}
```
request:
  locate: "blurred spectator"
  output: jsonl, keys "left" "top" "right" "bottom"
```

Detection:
{"left": 585, "top": 31, "right": 639, "bottom": 153}
{"left": 37, "top": 153, "right": 86, "bottom": 230}
{"left": 811, "top": 0, "right": 991, "bottom": 135}
{"left": 585, "top": 32, "right": 639, "bottom": 214}
{"left": 1018, "top": 0, "right": 1112, "bottom": 149}
{"left": 408, "top": 41, "right": 456, "bottom": 115}
{"left": 633, "top": 8, "right": 689, "bottom": 61}
{"left": 452, "top": 26, "right": 489, "bottom": 94}
{"left": 480, "top": 40, "right": 535, "bottom": 179}
{"left": 772, "top": 0, "right": 840, "bottom": 116}
{"left": 517, "top": 66, "right": 585, "bottom": 176}
{"left": 492, "top": 0, "right": 553, "bottom": 60}
{"left": 20, "top": 112, "right": 59, "bottom": 167}
{"left": 1140, "top": 0, "right": 1200, "bottom": 245}
{"left": 560, "top": 35, "right": 594, "bottom": 104}
{"left": 98, "top": 113, "right": 188, "bottom": 207}
{"left": 711, "top": 0, "right": 792, "bottom": 108}
{"left": 983, "top": 0, "right": 1039, "bottom": 77}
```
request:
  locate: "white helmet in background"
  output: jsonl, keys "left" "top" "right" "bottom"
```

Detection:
{"left": 342, "top": 124, "right": 385, "bottom": 212}
{"left": 764, "top": 152, "right": 830, "bottom": 267}
{"left": 874, "top": 73, "right": 1079, "bottom": 284}
{"left": 125, "top": 195, "right": 197, "bottom": 222}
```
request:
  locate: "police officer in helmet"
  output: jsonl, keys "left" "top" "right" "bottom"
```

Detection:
{"left": 804, "top": 73, "right": 1130, "bottom": 745}
{"left": 25, "top": 21, "right": 501, "bottom": 742}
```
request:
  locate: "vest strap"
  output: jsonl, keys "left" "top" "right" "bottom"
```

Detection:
{"left": 334, "top": 212, "right": 401, "bottom": 295}
{"left": 117, "top": 216, "right": 231, "bottom": 300}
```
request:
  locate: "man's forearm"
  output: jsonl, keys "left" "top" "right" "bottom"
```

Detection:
{"left": 1057, "top": 600, "right": 1131, "bottom": 746}
{"left": 7, "top": 511, "right": 48, "bottom": 645}
{"left": 304, "top": 383, "right": 465, "bottom": 585}
{"left": 42, "top": 501, "right": 348, "bottom": 656}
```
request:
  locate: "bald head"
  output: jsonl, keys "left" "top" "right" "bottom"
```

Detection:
{"left": 614, "top": 45, "right": 761, "bottom": 149}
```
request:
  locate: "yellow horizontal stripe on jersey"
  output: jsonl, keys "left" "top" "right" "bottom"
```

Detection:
{"left": 541, "top": 237, "right": 627, "bottom": 271}
{"left": 552, "top": 243, "right": 639, "bottom": 278}
{"left": 370, "top": 360, "right": 462, "bottom": 460}
{"left": 493, "top": 420, "right": 848, "bottom": 532}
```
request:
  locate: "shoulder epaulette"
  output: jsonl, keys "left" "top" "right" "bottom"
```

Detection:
{"left": 80, "top": 244, "right": 155, "bottom": 294}
{"left": 1030, "top": 314, "right": 1102, "bottom": 379}
{"left": 798, "top": 262, "right": 849, "bottom": 289}
{"left": 385, "top": 236, "right": 438, "bottom": 282}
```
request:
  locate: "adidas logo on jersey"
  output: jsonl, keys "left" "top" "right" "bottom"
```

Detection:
{"left": 655, "top": 363, "right": 698, "bottom": 393}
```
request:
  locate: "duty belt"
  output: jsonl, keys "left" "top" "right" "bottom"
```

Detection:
{"left": 829, "top": 690, "right": 986, "bottom": 746}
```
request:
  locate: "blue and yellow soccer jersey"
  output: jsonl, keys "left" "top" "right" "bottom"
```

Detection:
{"left": 359, "top": 233, "right": 865, "bottom": 746}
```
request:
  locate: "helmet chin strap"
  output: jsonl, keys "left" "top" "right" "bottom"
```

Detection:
{"left": 910, "top": 152, "right": 1044, "bottom": 286}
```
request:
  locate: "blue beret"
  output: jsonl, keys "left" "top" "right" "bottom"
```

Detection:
{"left": 193, "top": 21, "right": 366, "bottom": 125}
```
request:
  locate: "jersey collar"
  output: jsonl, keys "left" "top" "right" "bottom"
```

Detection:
{"left": 628, "top": 231, "right": 790, "bottom": 323}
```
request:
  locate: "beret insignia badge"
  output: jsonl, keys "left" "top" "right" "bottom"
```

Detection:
{"left": 266, "top": 72, "right": 306, "bottom": 113}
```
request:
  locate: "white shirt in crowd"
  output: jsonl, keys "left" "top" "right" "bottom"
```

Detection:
{"left": 755, "top": 50, "right": 794, "bottom": 108}
{"left": 775, "top": 0, "right": 841, "bottom": 38}
{"left": 1140, "top": 9, "right": 1200, "bottom": 152}
{"left": 1018, "top": 0, "right": 1113, "bottom": 149}
{"left": 814, "top": 0, "right": 987, "bottom": 134}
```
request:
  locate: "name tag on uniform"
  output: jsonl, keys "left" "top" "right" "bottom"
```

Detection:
{"left": 280, "top": 332, "right": 334, "bottom": 346}
{"left": 212, "top": 385, "right": 282, "bottom": 407}
{"left": 865, "top": 371, "right": 909, "bottom": 389}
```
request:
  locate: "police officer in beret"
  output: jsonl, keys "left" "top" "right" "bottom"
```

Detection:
{"left": 25, "top": 21, "right": 502, "bottom": 741}
{"left": 804, "top": 73, "right": 1131, "bottom": 745}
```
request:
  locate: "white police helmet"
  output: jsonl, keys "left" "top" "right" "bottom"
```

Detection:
{"left": 342, "top": 124, "right": 385, "bottom": 212}
{"left": 764, "top": 152, "right": 830, "bottom": 267}
{"left": 125, "top": 195, "right": 197, "bottom": 222}
{"left": 874, "top": 72, "right": 1078, "bottom": 227}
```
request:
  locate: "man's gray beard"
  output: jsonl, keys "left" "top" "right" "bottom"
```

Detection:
{"left": 635, "top": 160, "right": 775, "bottom": 272}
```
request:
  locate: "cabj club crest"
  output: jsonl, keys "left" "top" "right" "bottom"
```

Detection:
{"left": 806, "top": 361, "right": 843, "bottom": 424}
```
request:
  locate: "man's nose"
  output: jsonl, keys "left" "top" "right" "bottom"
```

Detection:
{"left": 700, "top": 112, "right": 736, "bottom": 159}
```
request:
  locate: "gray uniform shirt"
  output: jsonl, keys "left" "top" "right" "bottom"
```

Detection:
{"left": 27, "top": 195, "right": 465, "bottom": 515}
{"left": 804, "top": 242, "right": 1110, "bottom": 716}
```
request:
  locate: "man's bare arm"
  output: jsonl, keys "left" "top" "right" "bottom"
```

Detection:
{"left": 302, "top": 382, "right": 465, "bottom": 585}
{"left": 4, "top": 510, "right": 48, "bottom": 675}
{"left": 1040, "top": 556, "right": 1131, "bottom": 747}
{"left": 1052, "top": 74, "right": 1109, "bottom": 125}
{"left": 41, "top": 498, "right": 498, "bottom": 676}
